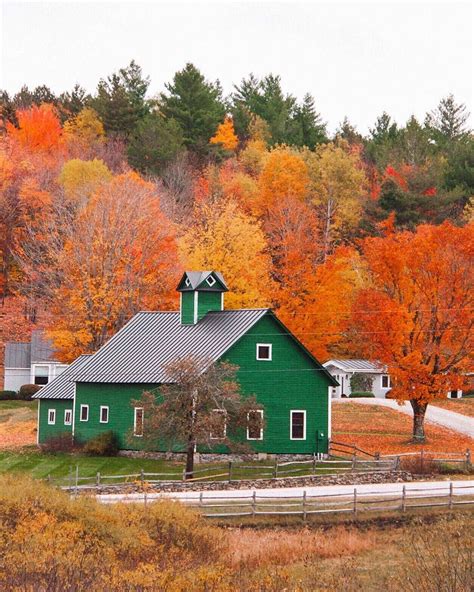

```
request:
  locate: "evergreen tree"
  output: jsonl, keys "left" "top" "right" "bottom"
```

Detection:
{"left": 366, "top": 112, "right": 399, "bottom": 166}
{"left": 336, "top": 117, "right": 364, "bottom": 146}
{"left": 128, "top": 112, "right": 184, "bottom": 175}
{"left": 58, "top": 84, "right": 90, "bottom": 121}
{"left": 0, "top": 91, "right": 17, "bottom": 129}
{"left": 289, "top": 93, "right": 327, "bottom": 148}
{"left": 93, "top": 60, "right": 150, "bottom": 137}
{"left": 160, "top": 63, "right": 225, "bottom": 158}
{"left": 425, "top": 94, "right": 470, "bottom": 145}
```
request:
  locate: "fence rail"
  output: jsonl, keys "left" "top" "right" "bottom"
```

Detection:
{"left": 51, "top": 455, "right": 399, "bottom": 491}
{"left": 177, "top": 482, "right": 474, "bottom": 518}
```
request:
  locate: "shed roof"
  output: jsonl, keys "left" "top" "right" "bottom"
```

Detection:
{"left": 4, "top": 330, "right": 58, "bottom": 368}
{"left": 33, "top": 355, "right": 91, "bottom": 400}
{"left": 323, "top": 359, "right": 387, "bottom": 373}
{"left": 71, "top": 309, "right": 269, "bottom": 384}
{"left": 177, "top": 271, "right": 228, "bottom": 292}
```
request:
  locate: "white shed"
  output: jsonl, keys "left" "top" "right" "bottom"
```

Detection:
{"left": 323, "top": 359, "right": 391, "bottom": 399}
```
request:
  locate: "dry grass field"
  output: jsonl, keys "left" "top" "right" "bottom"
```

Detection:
{"left": 332, "top": 402, "right": 473, "bottom": 455}
{"left": 0, "top": 401, "right": 37, "bottom": 448}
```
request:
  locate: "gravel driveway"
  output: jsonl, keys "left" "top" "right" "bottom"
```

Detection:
{"left": 335, "top": 398, "right": 474, "bottom": 438}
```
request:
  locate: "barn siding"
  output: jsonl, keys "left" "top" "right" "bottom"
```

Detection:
{"left": 38, "top": 399, "right": 73, "bottom": 444}
{"left": 197, "top": 291, "right": 222, "bottom": 320}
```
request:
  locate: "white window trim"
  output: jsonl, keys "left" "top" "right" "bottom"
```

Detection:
{"left": 64, "top": 409, "right": 72, "bottom": 426}
{"left": 247, "top": 410, "right": 264, "bottom": 441}
{"left": 185, "top": 277, "right": 191, "bottom": 287}
{"left": 80, "top": 404, "right": 89, "bottom": 422}
{"left": 47, "top": 409, "right": 56, "bottom": 425}
{"left": 381, "top": 375, "right": 391, "bottom": 389}
{"left": 256, "top": 343, "right": 272, "bottom": 361}
{"left": 134, "top": 407, "right": 144, "bottom": 437}
{"left": 99, "top": 406, "right": 109, "bottom": 424}
{"left": 210, "top": 409, "right": 227, "bottom": 440}
{"left": 290, "top": 410, "right": 306, "bottom": 440}
{"left": 206, "top": 275, "right": 216, "bottom": 286}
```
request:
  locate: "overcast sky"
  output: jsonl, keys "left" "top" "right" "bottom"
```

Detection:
{"left": 1, "top": 0, "right": 472, "bottom": 133}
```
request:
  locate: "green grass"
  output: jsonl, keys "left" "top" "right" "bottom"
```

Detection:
{"left": 0, "top": 400, "right": 37, "bottom": 411}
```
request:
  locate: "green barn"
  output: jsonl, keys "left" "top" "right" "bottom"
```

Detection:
{"left": 34, "top": 271, "right": 337, "bottom": 455}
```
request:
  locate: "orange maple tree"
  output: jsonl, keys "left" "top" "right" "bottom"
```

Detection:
{"left": 351, "top": 222, "right": 474, "bottom": 441}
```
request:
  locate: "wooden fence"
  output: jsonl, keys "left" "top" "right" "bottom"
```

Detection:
{"left": 54, "top": 455, "right": 398, "bottom": 492}
{"left": 177, "top": 482, "right": 474, "bottom": 519}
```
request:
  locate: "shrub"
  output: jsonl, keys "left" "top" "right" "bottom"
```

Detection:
{"left": 400, "top": 453, "right": 438, "bottom": 475}
{"left": 349, "top": 392, "right": 375, "bottom": 398}
{"left": 350, "top": 373, "right": 374, "bottom": 393}
{"left": 18, "top": 384, "right": 41, "bottom": 400}
{"left": 0, "top": 390, "right": 17, "bottom": 400}
{"left": 83, "top": 430, "right": 119, "bottom": 456}
{"left": 41, "top": 432, "right": 75, "bottom": 453}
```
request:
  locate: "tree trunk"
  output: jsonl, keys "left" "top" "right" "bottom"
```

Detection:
{"left": 185, "top": 436, "right": 195, "bottom": 480}
{"left": 410, "top": 400, "right": 428, "bottom": 443}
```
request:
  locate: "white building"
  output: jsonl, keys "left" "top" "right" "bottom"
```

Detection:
{"left": 4, "top": 330, "right": 68, "bottom": 392}
{"left": 323, "top": 359, "right": 391, "bottom": 399}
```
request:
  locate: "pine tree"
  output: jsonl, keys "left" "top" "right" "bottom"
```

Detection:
{"left": 290, "top": 93, "right": 327, "bottom": 148}
{"left": 426, "top": 94, "right": 470, "bottom": 143}
{"left": 160, "top": 63, "right": 225, "bottom": 158}
{"left": 93, "top": 60, "right": 150, "bottom": 137}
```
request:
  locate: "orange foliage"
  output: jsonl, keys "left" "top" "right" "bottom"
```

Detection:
{"left": 48, "top": 172, "right": 179, "bottom": 360}
{"left": 257, "top": 147, "right": 309, "bottom": 216}
{"left": 210, "top": 116, "right": 238, "bottom": 151}
{"left": 7, "top": 104, "right": 63, "bottom": 153}
{"left": 350, "top": 222, "right": 474, "bottom": 436}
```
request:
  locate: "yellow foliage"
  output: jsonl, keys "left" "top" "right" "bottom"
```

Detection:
{"left": 63, "top": 107, "right": 105, "bottom": 146}
{"left": 179, "top": 200, "right": 274, "bottom": 308}
{"left": 239, "top": 139, "right": 269, "bottom": 176}
{"left": 210, "top": 116, "right": 239, "bottom": 151}
{"left": 304, "top": 142, "right": 367, "bottom": 255}
{"left": 58, "top": 158, "right": 112, "bottom": 203}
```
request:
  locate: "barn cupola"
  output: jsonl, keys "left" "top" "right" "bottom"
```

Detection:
{"left": 177, "top": 271, "right": 228, "bottom": 325}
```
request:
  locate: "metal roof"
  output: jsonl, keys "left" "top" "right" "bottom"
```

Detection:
{"left": 72, "top": 309, "right": 269, "bottom": 384}
{"left": 33, "top": 355, "right": 91, "bottom": 399}
{"left": 5, "top": 330, "right": 58, "bottom": 368}
{"left": 323, "top": 359, "right": 387, "bottom": 373}
{"left": 177, "top": 271, "right": 228, "bottom": 292}
{"left": 4, "top": 342, "right": 31, "bottom": 368}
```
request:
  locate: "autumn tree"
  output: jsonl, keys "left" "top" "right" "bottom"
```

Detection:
{"left": 63, "top": 107, "right": 105, "bottom": 148}
{"left": 306, "top": 141, "right": 366, "bottom": 258}
{"left": 210, "top": 116, "right": 239, "bottom": 152}
{"left": 179, "top": 200, "right": 273, "bottom": 308}
{"left": 257, "top": 146, "right": 309, "bottom": 215}
{"left": 47, "top": 172, "right": 179, "bottom": 360}
{"left": 132, "top": 356, "right": 261, "bottom": 477}
{"left": 351, "top": 222, "right": 474, "bottom": 442}
{"left": 58, "top": 158, "right": 112, "bottom": 204}
{"left": 6, "top": 104, "right": 63, "bottom": 154}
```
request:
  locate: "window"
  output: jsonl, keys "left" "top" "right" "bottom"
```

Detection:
{"left": 247, "top": 410, "right": 263, "bottom": 440}
{"left": 290, "top": 410, "right": 306, "bottom": 440}
{"left": 185, "top": 277, "right": 191, "bottom": 287}
{"left": 256, "top": 343, "right": 272, "bottom": 361}
{"left": 80, "top": 404, "right": 89, "bottom": 422}
{"left": 34, "top": 365, "right": 49, "bottom": 385}
{"left": 99, "top": 406, "right": 109, "bottom": 424}
{"left": 210, "top": 409, "right": 226, "bottom": 439}
{"left": 382, "top": 375, "right": 391, "bottom": 389}
{"left": 55, "top": 365, "right": 68, "bottom": 377}
{"left": 64, "top": 409, "right": 72, "bottom": 425}
{"left": 134, "top": 407, "right": 144, "bottom": 437}
{"left": 206, "top": 275, "right": 216, "bottom": 286}
{"left": 47, "top": 409, "right": 56, "bottom": 425}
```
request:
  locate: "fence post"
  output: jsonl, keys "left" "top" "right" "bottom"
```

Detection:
{"left": 420, "top": 449, "right": 424, "bottom": 474}
{"left": 395, "top": 456, "right": 401, "bottom": 471}
{"left": 47, "top": 474, "right": 51, "bottom": 485}
{"left": 199, "top": 491, "right": 203, "bottom": 509}
{"left": 182, "top": 467, "right": 186, "bottom": 481}
{"left": 96, "top": 472, "right": 101, "bottom": 487}
{"left": 401, "top": 485, "right": 406, "bottom": 512}
{"left": 312, "top": 454, "right": 316, "bottom": 475}
{"left": 75, "top": 464, "right": 79, "bottom": 498}
{"left": 273, "top": 457, "right": 278, "bottom": 479}
{"left": 140, "top": 469, "right": 144, "bottom": 486}
{"left": 228, "top": 461, "right": 233, "bottom": 483}
{"left": 448, "top": 482, "right": 453, "bottom": 510}
{"left": 353, "top": 488, "right": 357, "bottom": 515}
{"left": 68, "top": 466, "right": 72, "bottom": 491}
{"left": 303, "top": 490, "right": 307, "bottom": 521}
{"left": 465, "top": 449, "right": 471, "bottom": 472}
{"left": 351, "top": 453, "right": 356, "bottom": 472}
{"left": 252, "top": 491, "right": 256, "bottom": 516}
